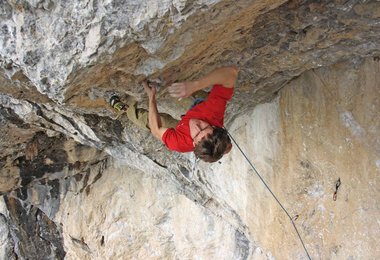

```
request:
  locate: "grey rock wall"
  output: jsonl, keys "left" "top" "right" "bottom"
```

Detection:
{"left": 0, "top": 0, "right": 380, "bottom": 259}
{"left": 0, "top": 0, "right": 224, "bottom": 102}
{"left": 4, "top": 57, "right": 377, "bottom": 259}
{"left": 4, "top": 196, "right": 66, "bottom": 259}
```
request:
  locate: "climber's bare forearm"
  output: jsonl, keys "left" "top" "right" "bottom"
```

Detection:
{"left": 148, "top": 97, "right": 167, "bottom": 140}
{"left": 168, "top": 66, "right": 239, "bottom": 98}
{"left": 195, "top": 66, "right": 239, "bottom": 90}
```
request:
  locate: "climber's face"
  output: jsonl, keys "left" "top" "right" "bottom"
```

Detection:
{"left": 189, "top": 119, "right": 214, "bottom": 146}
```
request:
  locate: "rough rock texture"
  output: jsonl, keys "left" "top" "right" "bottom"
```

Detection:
{"left": 4, "top": 57, "right": 377, "bottom": 259}
{"left": 212, "top": 57, "right": 380, "bottom": 259}
{"left": 0, "top": 0, "right": 380, "bottom": 259}
{"left": 4, "top": 196, "right": 66, "bottom": 259}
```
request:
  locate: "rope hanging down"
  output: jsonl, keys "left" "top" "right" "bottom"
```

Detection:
{"left": 225, "top": 128, "right": 312, "bottom": 260}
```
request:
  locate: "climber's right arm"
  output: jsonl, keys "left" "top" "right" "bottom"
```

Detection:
{"left": 168, "top": 66, "right": 239, "bottom": 98}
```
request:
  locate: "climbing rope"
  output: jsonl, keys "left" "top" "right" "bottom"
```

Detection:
{"left": 225, "top": 128, "right": 312, "bottom": 260}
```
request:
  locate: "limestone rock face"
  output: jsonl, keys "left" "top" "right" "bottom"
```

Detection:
{"left": 0, "top": 0, "right": 380, "bottom": 259}
{"left": 208, "top": 58, "right": 380, "bottom": 259}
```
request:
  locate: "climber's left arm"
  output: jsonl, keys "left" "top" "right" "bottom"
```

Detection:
{"left": 143, "top": 81, "right": 168, "bottom": 140}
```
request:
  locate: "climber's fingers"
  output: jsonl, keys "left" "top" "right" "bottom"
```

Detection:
{"left": 143, "top": 80, "right": 156, "bottom": 99}
{"left": 168, "top": 82, "right": 192, "bottom": 98}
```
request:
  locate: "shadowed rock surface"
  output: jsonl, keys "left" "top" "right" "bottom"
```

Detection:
{"left": 0, "top": 0, "right": 380, "bottom": 259}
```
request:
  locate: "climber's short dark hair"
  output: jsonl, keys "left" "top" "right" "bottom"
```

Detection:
{"left": 193, "top": 127, "right": 232, "bottom": 163}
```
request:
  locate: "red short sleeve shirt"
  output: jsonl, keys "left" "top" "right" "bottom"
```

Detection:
{"left": 162, "top": 84, "right": 234, "bottom": 152}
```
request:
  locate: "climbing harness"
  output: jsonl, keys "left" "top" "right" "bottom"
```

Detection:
{"left": 190, "top": 97, "right": 205, "bottom": 109}
{"left": 225, "top": 128, "right": 312, "bottom": 260}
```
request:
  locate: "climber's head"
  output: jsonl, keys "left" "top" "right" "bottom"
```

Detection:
{"left": 193, "top": 126, "right": 232, "bottom": 163}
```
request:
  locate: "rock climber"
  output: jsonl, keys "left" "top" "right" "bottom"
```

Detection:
{"left": 143, "top": 66, "right": 239, "bottom": 162}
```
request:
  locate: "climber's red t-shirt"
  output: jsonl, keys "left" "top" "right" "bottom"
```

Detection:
{"left": 162, "top": 84, "right": 234, "bottom": 152}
